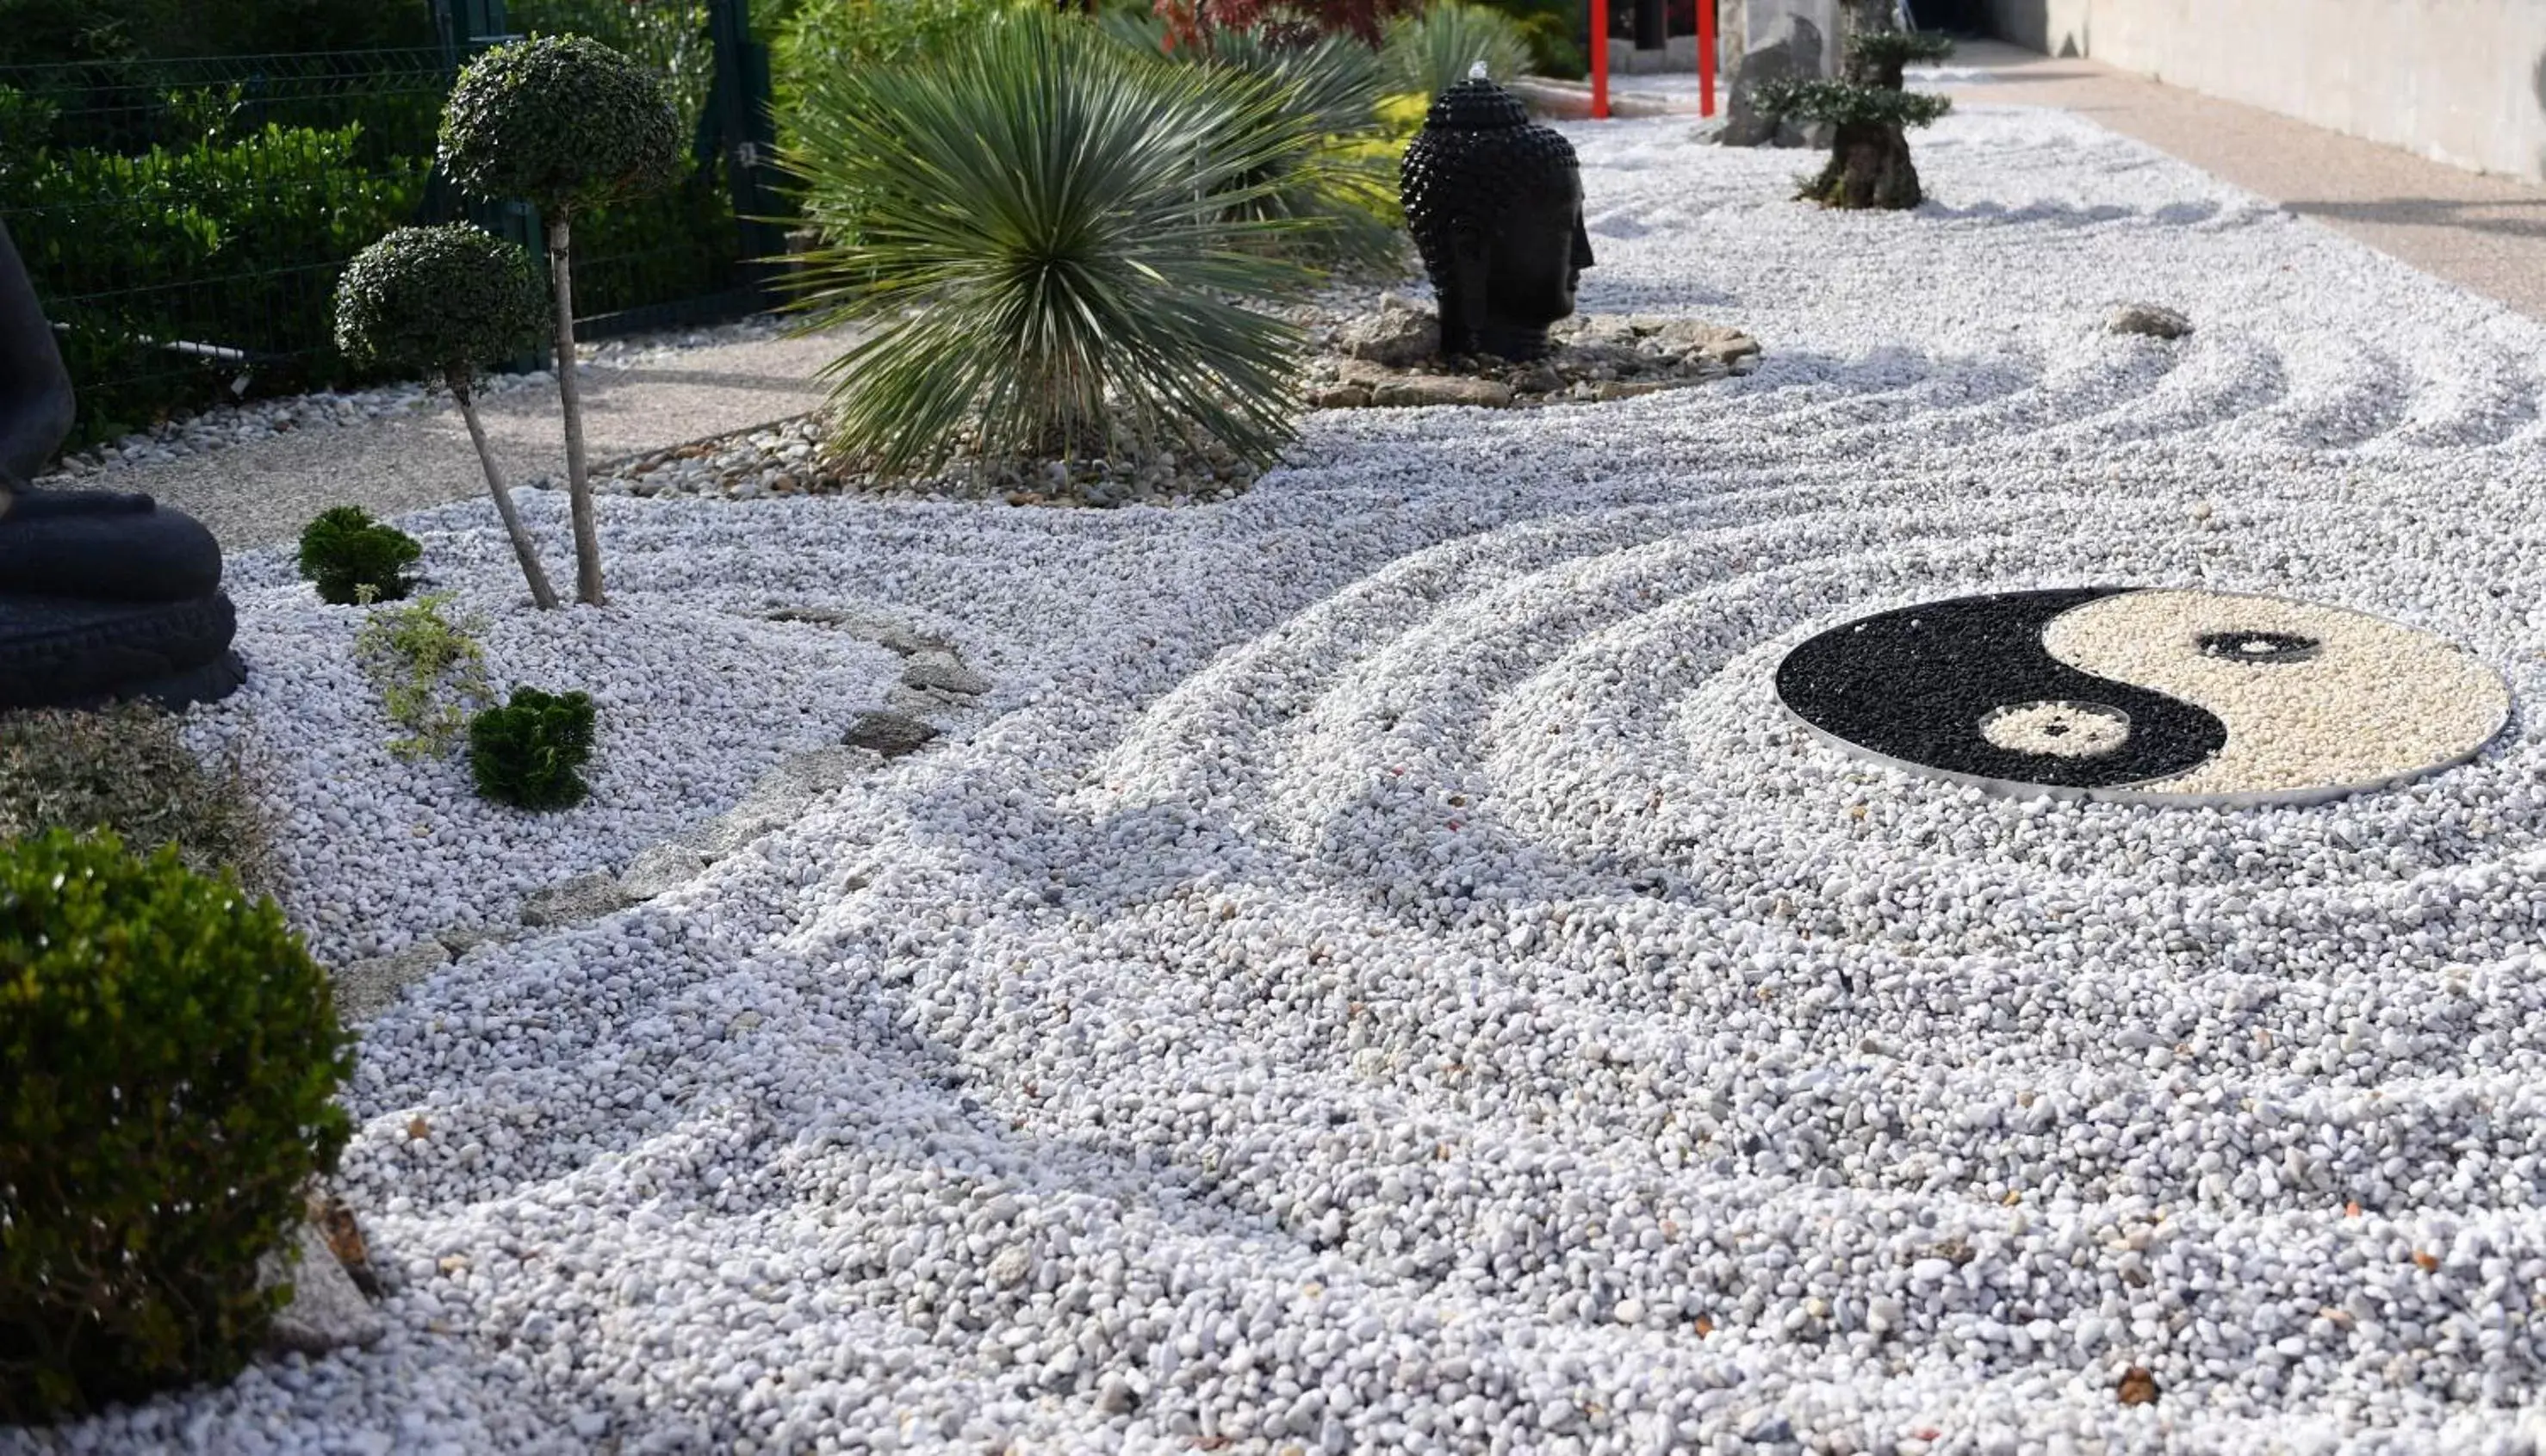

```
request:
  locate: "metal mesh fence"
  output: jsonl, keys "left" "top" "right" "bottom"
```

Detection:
{"left": 0, "top": 0, "right": 771, "bottom": 452}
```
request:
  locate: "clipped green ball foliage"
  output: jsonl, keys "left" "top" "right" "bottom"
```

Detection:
{"left": 296, "top": 505, "right": 422, "bottom": 605}
{"left": 468, "top": 686, "right": 597, "bottom": 811}
{"left": 0, "top": 830, "right": 355, "bottom": 1422}
{"left": 333, "top": 224, "right": 548, "bottom": 382}
{"left": 438, "top": 35, "right": 684, "bottom": 214}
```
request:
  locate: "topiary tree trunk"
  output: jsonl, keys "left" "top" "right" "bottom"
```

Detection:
{"left": 543, "top": 214, "right": 603, "bottom": 608}
{"left": 444, "top": 369, "right": 558, "bottom": 610}
{"left": 1803, "top": 119, "right": 1924, "bottom": 208}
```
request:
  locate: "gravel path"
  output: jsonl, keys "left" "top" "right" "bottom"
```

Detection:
{"left": 47, "top": 321, "right": 850, "bottom": 552}
{"left": 18, "top": 106, "right": 2546, "bottom": 1454}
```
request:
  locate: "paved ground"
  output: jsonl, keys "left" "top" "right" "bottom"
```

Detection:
{"left": 126, "top": 325, "right": 845, "bottom": 552}
{"left": 120, "top": 40, "right": 2546, "bottom": 551}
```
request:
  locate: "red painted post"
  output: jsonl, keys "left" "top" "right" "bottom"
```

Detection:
{"left": 1698, "top": 0, "right": 1717, "bottom": 116}
{"left": 1590, "top": 0, "right": 1611, "bottom": 118}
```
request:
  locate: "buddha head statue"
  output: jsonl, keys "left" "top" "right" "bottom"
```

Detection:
{"left": 1399, "top": 69, "right": 1595, "bottom": 362}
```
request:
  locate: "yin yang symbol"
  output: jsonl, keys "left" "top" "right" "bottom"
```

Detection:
{"left": 1773, "top": 588, "right": 2511, "bottom": 805}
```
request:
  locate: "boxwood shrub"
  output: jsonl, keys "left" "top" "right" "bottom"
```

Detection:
{"left": 0, "top": 830, "right": 354, "bottom": 1422}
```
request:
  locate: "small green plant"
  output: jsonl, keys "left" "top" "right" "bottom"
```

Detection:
{"left": 781, "top": 7, "right": 1317, "bottom": 477}
{"left": 468, "top": 686, "right": 597, "bottom": 810}
{"left": 0, "top": 703, "right": 269, "bottom": 892}
{"left": 355, "top": 593, "right": 494, "bottom": 759}
{"left": 334, "top": 225, "right": 559, "bottom": 609}
{"left": 296, "top": 505, "right": 422, "bottom": 606}
{"left": 0, "top": 830, "right": 354, "bottom": 1422}
{"left": 439, "top": 35, "right": 684, "bottom": 607}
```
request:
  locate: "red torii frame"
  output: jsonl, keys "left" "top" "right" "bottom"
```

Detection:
{"left": 1587, "top": 0, "right": 1716, "bottom": 120}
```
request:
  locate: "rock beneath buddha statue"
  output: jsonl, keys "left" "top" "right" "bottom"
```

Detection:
{"left": 1307, "top": 311, "right": 1760, "bottom": 411}
{"left": 1371, "top": 376, "right": 1518, "bottom": 410}
{"left": 1339, "top": 294, "right": 1441, "bottom": 368}
{"left": 2108, "top": 302, "right": 2195, "bottom": 339}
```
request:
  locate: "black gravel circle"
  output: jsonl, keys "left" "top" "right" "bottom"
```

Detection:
{"left": 1775, "top": 588, "right": 2228, "bottom": 789}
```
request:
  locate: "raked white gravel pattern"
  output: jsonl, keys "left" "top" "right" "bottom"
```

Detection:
{"left": 17, "top": 106, "right": 2546, "bottom": 1454}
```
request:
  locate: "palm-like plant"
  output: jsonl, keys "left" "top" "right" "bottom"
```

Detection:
{"left": 1382, "top": 1, "right": 1534, "bottom": 101}
{"left": 1104, "top": 18, "right": 1400, "bottom": 267}
{"left": 780, "top": 9, "right": 1320, "bottom": 476}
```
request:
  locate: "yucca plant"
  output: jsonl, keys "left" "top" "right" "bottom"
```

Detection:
{"left": 780, "top": 8, "right": 1321, "bottom": 477}
{"left": 1382, "top": 0, "right": 1533, "bottom": 101}
{"left": 1103, "top": 17, "right": 1399, "bottom": 267}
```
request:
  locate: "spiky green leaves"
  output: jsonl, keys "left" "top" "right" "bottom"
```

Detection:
{"left": 333, "top": 224, "right": 547, "bottom": 384}
{"left": 780, "top": 9, "right": 1319, "bottom": 476}
{"left": 1752, "top": 79, "right": 1953, "bottom": 130}
{"left": 438, "top": 35, "right": 682, "bottom": 215}
{"left": 1383, "top": 1, "right": 1536, "bottom": 101}
{"left": 0, "top": 831, "right": 352, "bottom": 1422}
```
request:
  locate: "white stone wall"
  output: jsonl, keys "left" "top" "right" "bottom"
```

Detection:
{"left": 1976, "top": 0, "right": 2546, "bottom": 183}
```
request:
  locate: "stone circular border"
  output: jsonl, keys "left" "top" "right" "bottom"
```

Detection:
{"left": 1773, "top": 587, "right": 2513, "bottom": 808}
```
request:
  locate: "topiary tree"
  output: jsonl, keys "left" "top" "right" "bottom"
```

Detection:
{"left": 438, "top": 36, "right": 683, "bottom": 607}
{"left": 334, "top": 225, "right": 559, "bottom": 609}
{"left": 1754, "top": 2, "right": 1953, "bottom": 210}
{"left": 0, "top": 830, "right": 355, "bottom": 1422}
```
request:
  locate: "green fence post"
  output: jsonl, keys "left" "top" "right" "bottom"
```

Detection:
{"left": 708, "top": 0, "right": 785, "bottom": 310}
{"left": 428, "top": 0, "right": 547, "bottom": 369}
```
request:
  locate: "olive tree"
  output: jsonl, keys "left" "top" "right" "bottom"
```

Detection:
{"left": 333, "top": 225, "right": 559, "bottom": 608}
{"left": 438, "top": 36, "right": 682, "bottom": 606}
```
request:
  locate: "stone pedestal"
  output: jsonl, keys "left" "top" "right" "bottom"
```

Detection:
{"left": 1720, "top": 0, "right": 1843, "bottom": 146}
{"left": 0, "top": 593, "right": 245, "bottom": 712}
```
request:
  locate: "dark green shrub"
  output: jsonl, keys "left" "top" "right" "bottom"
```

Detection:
{"left": 0, "top": 829, "right": 355, "bottom": 1422}
{"left": 780, "top": 7, "right": 1316, "bottom": 475}
{"left": 468, "top": 687, "right": 597, "bottom": 810}
{"left": 438, "top": 36, "right": 683, "bottom": 216}
{"left": 0, "top": 703, "right": 270, "bottom": 893}
{"left": 296, "top": 505, "right": 421, "bottom": 605}
{"left": 332, "top": 224, "right": 547, "bottom": 384}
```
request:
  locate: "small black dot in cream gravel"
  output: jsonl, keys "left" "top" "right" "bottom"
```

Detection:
{"left": 2196, "top": 630, "right": 2319, "bottom": 664}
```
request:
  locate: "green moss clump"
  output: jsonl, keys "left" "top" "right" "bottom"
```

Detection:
{"left": 295, "top": 505, "right": 422, "bottom": 606}
{"left": 468, "top": 686, "right": 597, "bottom": 810}
{"left": 0, "top": 830, "right": 354, "bottom": 1422}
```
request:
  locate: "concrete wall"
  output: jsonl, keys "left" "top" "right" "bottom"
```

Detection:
{"left": 1975, "top": 0, "right": 2546, "bottom": 183}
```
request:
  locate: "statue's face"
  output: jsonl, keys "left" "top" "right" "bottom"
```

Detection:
{"left": 1483, "top": 170, "right": 1594, "bottom": 331}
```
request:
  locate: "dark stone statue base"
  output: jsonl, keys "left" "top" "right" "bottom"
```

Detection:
{"left": 0, "top": 592, "right": 246, "bottom": 711}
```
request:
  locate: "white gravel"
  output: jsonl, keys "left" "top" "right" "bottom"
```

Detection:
{"left": 16, "top": 105, "right": 2546, "bottom": 1455}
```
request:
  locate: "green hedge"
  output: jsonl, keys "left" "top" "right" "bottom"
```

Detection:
{"left": 2, "top": 100, "right": 423, "bottom": 447}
